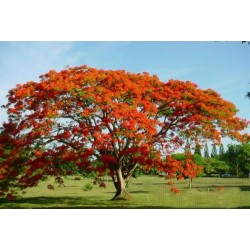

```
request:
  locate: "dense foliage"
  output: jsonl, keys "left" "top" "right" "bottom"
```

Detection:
{"left": 224, "top": 143, "right": 250, "bottom": 177}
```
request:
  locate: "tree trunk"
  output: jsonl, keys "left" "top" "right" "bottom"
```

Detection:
{"left": 111, "top": 168, "right": 132, "bottom": 200}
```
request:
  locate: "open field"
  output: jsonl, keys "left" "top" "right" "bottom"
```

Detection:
{"left": 1, "top": 176, "right": 250, "bottom": 208}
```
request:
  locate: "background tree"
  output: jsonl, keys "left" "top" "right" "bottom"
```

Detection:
{"left": 224, "top": 144, "right": 242, "bottom": 177}
{"left": 236, "top": 143, "right": 250, "bottom": 178}
{"left": 203, "top": 158, "right": 230, "bottom": 177}
{"left": 203, "top": 158, "right": 216, "bottom": 177}
{"left": 245, "top": 163, "right": 250, "bottom": 179}
{"left": 219, "top": 144, "right": 225, "bottom": 156}
{"left": 194, "top": 144, "right": 202, "bottom": 156}
{"left": 211, "top": 144, "right": 218, "bottom": 158}
{"left": 204, "top": 143, "right": 210, "bottom": 158}
{"left": 0, "top": 65, "right": 249, "bottom": 199}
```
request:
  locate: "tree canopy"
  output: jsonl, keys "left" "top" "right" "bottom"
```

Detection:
{"left": 0, "top": 65, "right": 249, "bottom": 199}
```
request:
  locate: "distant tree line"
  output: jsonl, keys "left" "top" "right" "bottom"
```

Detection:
{"left": 200, "top": 142, "right": 250, "bottom": 178}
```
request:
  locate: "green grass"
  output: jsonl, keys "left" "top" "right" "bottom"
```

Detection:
{"left": 1, "top": 176, "right": 250, "bottom": 208}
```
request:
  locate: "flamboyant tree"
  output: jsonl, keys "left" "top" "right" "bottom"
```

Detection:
{"left": 0, "top": 65, "right": 249, "bottom": 199}
{"left": 171, "top": 153, "right": 203, "bottom": 189}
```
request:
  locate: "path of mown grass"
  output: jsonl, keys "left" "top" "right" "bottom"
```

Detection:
{"left": 1, "top": 176, "right": 250, "bottom": 208}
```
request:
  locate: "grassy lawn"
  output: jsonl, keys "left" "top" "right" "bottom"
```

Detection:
{"left": 1, "top": 175, "right": 250, "bottom": 208}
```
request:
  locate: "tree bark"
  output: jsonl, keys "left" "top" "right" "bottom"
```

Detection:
{"left": 111, "top": 168, "right": 132, "bottom": 200}
{"left": 124, "top": 163, "right": 138, "bottom": 186}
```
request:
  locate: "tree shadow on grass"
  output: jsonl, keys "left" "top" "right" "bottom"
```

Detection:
{"left": 191, "top": 185, "right": 250, "bottom": 192}
{"left": 152, "top": 183, "right": 167, "bottom": 186}
{"left": 0, "top": 196, "right": 110, "bottom": 208}
{"left": 105, "top": 190, "right": 150, "bottom": 194}
{"left": 129, "top": 190, "right": 150, "bottom": 194}
{"left": 3, "top": 196, "right": 247, "bottom": 209}
{"left": 239, "top": 186, "right": 250, "bottom": 191}
{"left": 0, "top": 196, "right": 174, "bottom": 209}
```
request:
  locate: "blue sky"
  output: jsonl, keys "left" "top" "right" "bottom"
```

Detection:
{"left": 1, "top": 41, "right": 250, "bottom": 148}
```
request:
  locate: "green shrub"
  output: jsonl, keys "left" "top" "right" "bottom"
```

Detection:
{"left": 83, "top": 183, "right": 93, "bottom": 192}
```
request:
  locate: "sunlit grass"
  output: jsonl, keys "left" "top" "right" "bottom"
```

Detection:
{"left": 1, "top": 176, "right": 250, "bottom": 208}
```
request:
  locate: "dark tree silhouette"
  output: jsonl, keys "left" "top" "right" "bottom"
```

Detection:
{"left": 204, "top": 143, "right": 210, "bottom": 158}
{"left": 211, "top": 144, "right": 218, "bottom": 158}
